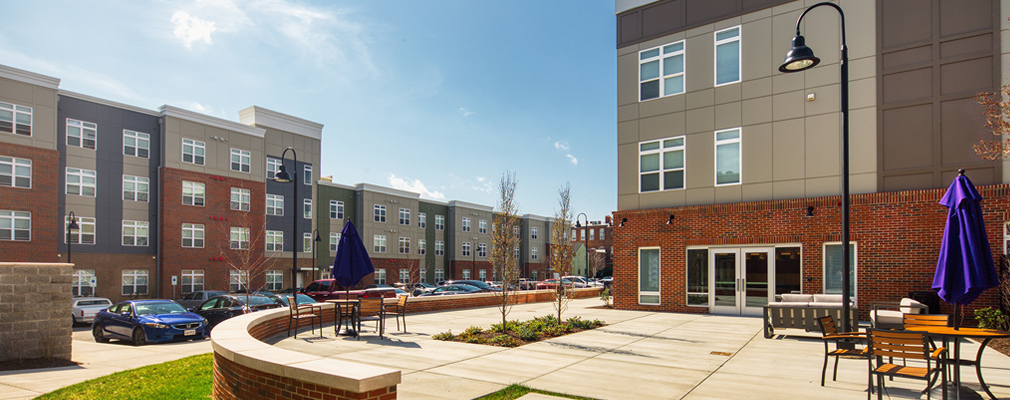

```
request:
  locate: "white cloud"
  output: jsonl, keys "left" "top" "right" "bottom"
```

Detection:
{"left": 554, "top": 141, "right": 569, "bottom": 151}
{"left": 388, "top": 174, "right": 446, "bottom": 200}
{"left": 171, "top": 11, "right": 217, "bottom": 49}
{"left": 459, "top": 107, "right": 475, "bottom": 117}
{"left": 566, "top": 154, "right": 578, "bottom": 165}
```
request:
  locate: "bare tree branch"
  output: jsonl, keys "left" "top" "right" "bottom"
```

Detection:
{"left": 491, "top": 171, "right": 521, "bottom": 328}
{"left": 549, "top": 182, "right": 575, "bottom": 321}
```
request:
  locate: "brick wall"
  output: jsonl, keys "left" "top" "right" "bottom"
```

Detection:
{"left": 0, "top": 263, "right": 72, "bottom": 362}
{"left": 612, "top": 184, "right": 1010, "bottom": 321}
{"left": 0, "top": 143, "right": 60, "bottom": 262}
{"left": 213, "top": 355, "right": 397, "bottom": 400}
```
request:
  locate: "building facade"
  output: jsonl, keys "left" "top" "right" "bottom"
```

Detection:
{"left": 612, "top": 0, "right": 1008, "bottom": 317}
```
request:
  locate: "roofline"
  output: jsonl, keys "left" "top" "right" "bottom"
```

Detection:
{"left": 59, "top": 90, "right": 161, "bottom": 117}
{"left": 447, "top": 200, "right": 494, "bottom": 212}
{"left": 355, "top": 183, "right": 421, "bottom": 199}
{"left": 159, "top": 105, "right": 266, "bottom": 138}
{"left": 0, "top": 64, "right": 60, "bottom": 89}
{"left": 238, "top": 106, "right": 323, "bottom": 140}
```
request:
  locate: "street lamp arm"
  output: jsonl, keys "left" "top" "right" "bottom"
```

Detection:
{"left": 793, "top": 2, "right": 846, "bottom": 47}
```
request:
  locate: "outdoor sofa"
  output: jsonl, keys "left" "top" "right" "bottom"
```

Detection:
{"left": 763, "top": 294, "right": 857, "bottom": 338}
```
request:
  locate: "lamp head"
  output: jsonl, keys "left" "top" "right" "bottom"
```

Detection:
{"left": 68, "top": 219, "right": 79, "bottom": 230}
{"left": 274, "top": 164, "right": 292, "bottom": 183}
{"left": 779, "top": 35, "right": 820, "bottom": 73}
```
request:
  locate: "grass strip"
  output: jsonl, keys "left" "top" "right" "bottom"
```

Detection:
{"left": 475, "top": 383, "right": 600, "bottom": 400}
{"left": 36, "top": 353, "right": 213, "bottom": 400}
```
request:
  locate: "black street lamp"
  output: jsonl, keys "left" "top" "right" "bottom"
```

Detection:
{"left": 273, "top": 146, "right": 299, "bottom": 290}
{"left": 575, "top": 213, "right": 589, "bottom": 286}
{"left": 471, "top": 236, "right": 478, "bottom": 280}
{"left": 779, "top": 2, "right": 852, "bottom": 332}
{"left": 66, "top": 211, "right": 79, "bottom": 263}
{"left": 311, "top": 228, "right": 321, "bottom": 283}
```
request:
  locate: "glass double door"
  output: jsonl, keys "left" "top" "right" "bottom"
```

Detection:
{"left": 710, "top": 248, "right": 772, "bottom": 316}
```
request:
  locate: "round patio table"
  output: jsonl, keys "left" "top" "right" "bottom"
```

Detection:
{"left": 325, "top": 299, "right": 360, "bottom": 337}
{"left": 914, "top": 326, "right": 1010, "bottom": 400}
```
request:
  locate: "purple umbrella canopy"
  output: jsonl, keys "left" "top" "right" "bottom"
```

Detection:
{"left": 932, "top": 171, "right": 999, "bottom": 327}
{"left": 332, "top": 220, "right": 374, "bottom": 290}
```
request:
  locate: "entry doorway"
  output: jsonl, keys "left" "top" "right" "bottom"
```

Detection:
{"left": 702, "top": 246, "right": 802, "bottom": 316}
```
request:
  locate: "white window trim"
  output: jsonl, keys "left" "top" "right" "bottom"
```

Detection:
{"left": 418, "top": 212, "right": 426, "bottom": 228}
{"left": 304, "top": 165, "right": 312, "bottom": 185}
{"left": 303, "top": 198, "right": 312, "bottom": 219}
{"left": 266, "top": 157, "right": 282, "bottom": 179}
{"left": 714, "top": 128, "right": 742, "bottom": 186}
{"left": 123, "top": 130, "right": 150, "bottom": 159}
{"left": 66, "top": 215, "right": 96, "bottom": 245}
{"left": 230, "top": 227, "right": 250, "bottom": 250}
{"left": 182, "top": 223, "right": 205, "bottom": 248}
{"left": 123, "top": 175, "right": 149, "bottom": 202}
{"left": 266, "top": 230, "right": 284, "bottom": 252}
{"left": 121, "top": 220, "right": 149, "bottom": 247}
{"left": 0, "top": 101, "right": 32, "bottom": 136}
{"left": 266, "top": 194, "right": 284, "bottom": 216}
{"left": 182, "top": 138, "right": 205, "bottom": 165}
{"left": 639, "top": 136, "right": 685, "bottom": 193}
{"left": 435, "top": 215, "right": 445, "bottom": 230}
{"left": 330, "top": 200, "right": 344, "bottom": 219}
{"left": 66, "top": 119, "right": 97, "bottom": 150}
{"left": 231, "top": 187, "right": 251, "bottom": 211}
{"left": 714, "top": 25, "right": 742, "bottom": 87}
{"left": 638, "top": 247, "right": 662, "bottom": 305}
{"left": 374, "top": 204, "right": 386, "bottom": 223}
{"left": 638, "top": 40, "right": 686, "bottom": 101}
{"left": 0, "top": 156, "right": 32, "bottom": 189}
{"left": 230, "top": 148, "right": 251, "bottom": 173}
{"left": 399, "top": 208, "right": 410, "bottom": 225}
{"left": 823, "top": 242, "right": 858, "bottom": 302}
{"left": 374, "top": 235, "right": 387, "bottom": 253}
{"left": 66, "top": 167, "right": 97, "bottom": 197}
{"left": 182, "top": 181, "right": 205, "bottom": 207}
{"left": 330, "top": 232, "right": 339, "bottom": 252}
{"left": 0, "top": 210, "right": 31, "bottom": 241}
{"left": 181, "top": 269, "right": 204, "bottom": 293}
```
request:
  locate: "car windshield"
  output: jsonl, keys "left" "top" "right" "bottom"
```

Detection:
{"left": 238, "top": 296, "right": 276, "bottom": 306}
{"left": 135, "top": 302, "right": 187, "bottom": 315}
{"left": 77, "top": 299, "right": 111, "bottom": 306}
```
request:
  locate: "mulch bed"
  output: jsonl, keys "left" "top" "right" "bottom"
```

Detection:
{"left": 0, "top": 358, "right": 79, "bottom": 372}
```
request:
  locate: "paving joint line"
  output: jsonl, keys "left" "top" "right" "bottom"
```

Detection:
{"left": 678, "top": 327, "right": 762, "bottom": 399}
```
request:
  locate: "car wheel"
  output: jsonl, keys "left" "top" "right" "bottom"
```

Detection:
{"left": 132, "top": 327, "right": 147, "bottom": 346}
{"left": 93, "top": 324, "right": 109, "bottom": 343}
{"left": 71, "top": 316, "right": 78, "bottom": 327}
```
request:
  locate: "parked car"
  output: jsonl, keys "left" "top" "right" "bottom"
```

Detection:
{"left": 536, "top": 279, "right": 573, "bottom": 290}
{"left": 441, "top": 280, "right": 497, "bottom": 292}
{"left": 176, "top": 290, "right": 228, "bottom": 309}
{"left": 268, "top": 293, "right": 317, "bottom": 307}
{"left": 562, "top": 276, "right": 589, "bottom": 288}
{"left": 485, "top": 281, "right": 503, "bottom": 290}
{"left": 517, "top": 278, "right": 539, "bottom": 290}
{"left": 420, "top": 284, "right": 484, "bottom": 296}
{"left": 408, "top": 282, "right": 438, "bottom": 297}
{"left": 92, "top": 300, "right": 208, "bottom": 345}
{"left": 193, "top": 294, "right": 282, "bottom": 328}
{"left": 72, "top": 297, "right": 113, "bottom": 325}
{"left": 364, "top": 284, "right": 409, "bottom": 296}
{"left": 301, "top": 279, "right": 397, "bottom": 302}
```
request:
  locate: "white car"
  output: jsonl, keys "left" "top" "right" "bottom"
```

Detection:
{"left": 72, "top": 297, "right": 113, "bottom": 325}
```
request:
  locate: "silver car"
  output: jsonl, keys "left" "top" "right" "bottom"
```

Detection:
{"left": 72, "top": 297, "right": 113, "bottom": 325}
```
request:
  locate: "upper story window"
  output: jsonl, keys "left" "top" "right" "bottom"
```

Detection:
{"left": 182, "top": 139, "right": 205, "bottom": 165}
{"left": 303, "top": 199, "right": 312, "bottom": 219}
{"left": 715, "top": 128, "right": 742, "bottom": 185}
{"left": 531, "top": 227, "right": 538, "bottom": 239}
{"left": 182, "top": 223, "right": 204, "bottom": 248}
{"left": 0, "top": 102, "right": 32, "bottom": 136}
{"left": 0, "top": 156, "right": 31, "bottom": 188}
{"left": 230, "top": 227, "right": 250, "bottom": 250}
{"left": 67, "top": 119, "right": 97, "bottom": 150}
{"left": 589, "top": 229, "right": 595, "bottom": 240}
{"left": 66, "top": 215, "right": 96, "bottom": 244}
{"left": 123, "top": 130, "right": 150, "bottom": 158}
{"left": 418, "top": 212, "right": 426, "bottom": 228}
{"left": 374, "top": 235, "right": 387, "bottom": 253}
{"left": 66, "top": 167, "right": 97, "bottom": 197}
{"left": 304, "top": 165, "right": 312, "bottom": 185}
{"left": 714, "top": 26, "right": 741, "bottom": 86}
{"left": 122, "top": 220, "right": 149, "bottom": 246}
{"left": 123, "top": 175, "right": 149, "bottom": 202}
{"left": 330, "top": 232, "right": 339, "bottom": 252}
{"left": 435, "top": 215, "right": 445, "bottom": 230}
{"left": 639, "top": 40, "right": 685, "bottom": 101}
{"left": 266, "top": 157, "right": 282, "bottom": 179}
{"left": 640, "top": 136, "right": 684, "bottom": 192}
{"left": 230, "top": 148, "right": 251, "bottom": 173}
{"left": 266, "top": 194, "right": 284, "bottom": 216}
{"left": 231, "top": 188, "right": 251, "bottom": 211}
{"left": 479, "top": 219, "right": 487, "bottom": 234}
{"left": 266, "top": 230, "right": 283, "bottom": 251}
{"left": 435, "top": 240, "right": 444, "bottom": 256}
{"left": 462, "top": 242, "right": 471, "bottom": 257}
{"left": 182, "top": 181, "right": 205, "bottom": 206}
{"left": 462, "top": 217, "right": 471, "bottom": 232}
{"left": 330, "top": 200, "right": 344, "bottom": 219}
{"left": 374, "top": 204, "right": 386, "bottom": 223}
{"left": 0, "top": 210, "right": 30, "bottom": 241}
{"left": 399, "top": 208, "right": 410, "bottom": 225}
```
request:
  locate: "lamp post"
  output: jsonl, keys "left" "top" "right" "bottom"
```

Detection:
{"left": 273, "top": 146, "right": 299, "bottom": 290}
{"left": 471, "top": 236, "right": 478, "bottom": 280}
{"left": 66, "top": 211, "right": 79, "bottom": 263}
{"left": 311, "top": 229, "right": 321, "bottom": 283}
{"left": 779, "top": 2, "right": 851, "bottom": 332}
{"left": 575, "top": 213, "right": 589, "bottom": 287}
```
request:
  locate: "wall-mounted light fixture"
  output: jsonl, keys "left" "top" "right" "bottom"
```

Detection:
{"left": 666, "top": 215, "right": 675, "bottom": 225}
{"left": 806, "top": 206, "right": 815, "bottom": 217}
{"left": 619, "top": 218, "right": 628, "bottom": 227}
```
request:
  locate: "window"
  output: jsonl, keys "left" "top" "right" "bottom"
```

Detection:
{"left": 182, "top": 181, "right": 205, "bottom": 206}
{"left": 478, "top": 243, "right": 487, "bottom": 258}
{"left": 182, "top": 223, "right": 204, "bottom": 248}
{"left": 374, "top": 205, "right": 386, "bottom": 222}
{"left": 182, "top": 138, "right": 205, "bottom": 165}
{"left": 715, "top": 128, "right": 741, "bottom": 185}
{"left": 479, "top": 219, "right": 487, "bottom": 234}
{"left": 531, "top": 227, "right": 538, "bottom": 239}
{"left": 374, "top": 235, "right": 387, "bottom": 253}
{"left": 266, "top": 157, "right": 282, "bottom": 179}
{"left": 66, "top": 119, "right": 97, "bottom": 149}
{"left": 513, "top": 227, "right": 520, "bottom": 238}
{"left": 435, "top": 241, "right": 444, "bottom": 256}
{"left": 418, "top": 239, "right": 426, "bottom": 255}
{"left": 435, "top": 215, "right": 445, "bottom": 230}
{"left": 418, "top": 212, "right": 426, "bottom": 228}
{"left": 304, "top": 165, "right": 312, "bottom": 185}
{"left": 420, "top": 268, "right": 427, "bottom": 283}
{"left": 330, "top": 200, "right": 344, "bottom": 219}
{"left": 462, "top": 217, "right": 471, "bottom": 232}
{"left": 231, "top": 188, "right": 251, "bottom": 211}
{"left": 531, "top": 247, "right": 538, "bottom": 260}
{"left": 266, "top": 270, "right": 283, "bottom": 291}
{"left": 580, "top": 230, "right": 585, "bottom": 241}
{"left": 571, "top": 229, "right": 577, "bottom": 242}
{"left": 532, "top": 270, "right": 538, "bottom": 281}
{"left": 375, "top": 269, "right": 387, "bottom": 285}
{"left": 600, "top": 229, "right": 605, "bottom": 241}
{"left": 1005, "top": 222, "right": 1010, "bottom": 254}
{"left": 479, "top": 269, "right": 487, "bottom": 281}
{"left": 0, "top": 101, "right": 32, "bottom": 136}
{"left": 303, "top": 199, "right": 312, "bottom": 219}
{"left": 66, "top": 167, "right": 96, "bottom": 197}
{"left": 686, "top": 249, "right": 708, "bottom": 306}
{"left": 714, "top": 26, "right": 741, "bottom": 86}
{"left": 230, "top": 227, "right": 250, "bottom": 250}
{"left": 330, "top": 232, "right": 339, "bottom": 251}
{"left": 639, "top": 40, "right": 685, "bottom": 101}
{"left": 123, "top": 130, "right": 150, "bottom": 158}
{"left": 824, "top": 243, "right": 857, "bottom": 298}
{"left": 66, "top": 215, "right": 95, "bottom": 244}
{"left": 639, "top": 248, "right": 661, "bottom": 305}
{"left": 0, "top": 156, "right": 31, "bottom": 188}
{"left": 230, "top": 148, "right": 251, "bottom": 173}
{"left": 266, "top": 194, "right": 284, "bottom": 216}
{"left": 399, "top": 208, "right": 410, "bottom": 225}
{"left": 399, "top": 268, "right": 410, "bottom": 284}
{"left": 73, "top": 270, "right": 96, "bottom": 296}
{"left": 462, "top": 242, "right": 471, "bottom": 257}
{"left": 229, "top": 270, "right": 247, "bottom": 292}
{"left": 434, "top": 269, "right": 444, "bottom": 282}
{"left": 122, "top": 270, "right": 149, "bottom": 295}
{"left": 266, "top": 230, "right": 284, "bottom": 251}
{"left": 640, "top": 136, "right": 684, "bottom": 192}
{"left": 303, "top": 232, "right": 312, "bottom": 252}
{"left": 399, "top": 237, "right": 410, "bottom": 254}
{"left": 514, "top": 247, "right": 519, "bottom": 259}
{"left": 462, "top": 270, "right": 471, "bottom": 280}
{"left": 589, "top": 229, "right": 595, "bottom": 241}
{"left": 123, "top": 175, "right": 149, "bottom": 202}
{"left": 182, "top": 270, "right": 204, "bottom": 293}
{"left": 122, "top": 220, "right": 149, "bottom": 246}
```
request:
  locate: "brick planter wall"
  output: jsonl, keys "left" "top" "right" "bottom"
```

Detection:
{"left": 0, "top": 263, "right": 72, "bottom": 362}
{"left": 213, "top": 354, "right": 396, "bottom": 400}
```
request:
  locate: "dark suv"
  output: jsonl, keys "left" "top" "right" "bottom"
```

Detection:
{"left": 440, "top": 280, "right": 499, "bottom": 292}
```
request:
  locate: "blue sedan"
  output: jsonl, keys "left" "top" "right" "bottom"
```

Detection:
{"left": 92, "top": 300, "right": 208, "bottom": 345}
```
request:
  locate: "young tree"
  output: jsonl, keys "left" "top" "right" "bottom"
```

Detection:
{"left": 973, "top": 83, "right": 1010, "bottom": 161}
{"left": 490, "top": 172, "right": 521, "bottom": 327}
{"left": 214, "top": 200, "right": 275, "bottom": 306}
{"left": 549, "top": 183, "right": 575, "bottom": 321}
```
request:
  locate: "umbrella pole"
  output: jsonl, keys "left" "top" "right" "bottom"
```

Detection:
{"left": 954, "top": 304, "right": 959, "bottom": 330}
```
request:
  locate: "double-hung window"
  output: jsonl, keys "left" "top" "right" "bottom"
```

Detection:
{"left": 230, "top": 227, "right": 250, "bottom": 250}
{"left": 73, "top": 270, "right": 96, "bottom": 296}
{"left": 303, "top": 199, "right": 312, "bottom": 219}
{"left": 639, "top": 247, "right": 661, "bottom": 305}
{"left": 531, "top": 227, "right": 538, "bottom": 239}
{"left": 182, "top": 181, "right": 205, "bottom": 206}
{"left": 418, "top": 212, "right": 426, "bottom": 228}
{"left": 639, "top": 40, "right": 685, "bottom": 101}
{"left": 266, "top": 157, "right": 282, "bottom": 179}
{"left": 231, "top": 188, "right": 251, "bottom": 211}
{"left": 434, "top": 268, "right": 444, "bottom": 282}
{"left": 462, "top": 217, "right": 471, "bottom": 232}
{"left": 435, "top": 215, "right": 445, "bottom": 230}
{"left": 375, "top": 269, "right": 386, "bottom": 285}
{"left": 230, "top": 148, "right": 251, "bottom": 173}
{"left": 418, "top": 239, "right": 426, "bottom": 255}
{"left": 66, "top": 167, "right": 97, "bottom": 197}
{"left": 182, "top": 270, "right": 204, "bottom": 293}
{"left": 229, "top": 270, "right": 246, "bottom": 292}
{"left": 531, "top": 247, "right": 538, "bottom": 260}
{"left": 639, "top": 137, "right": 684, "bottom": 192}
{"left": 122, "top": 270, "right": 149, "bottom": 295}
{"left": 330, "top": 232, "right": 339, "bottom": 251}
{"left": 330, "top": 200, "right": 343, "bottom": 219}
{"left": 182, "top": 139, "right": 205, "bottom": 165}
{"left": 479, "top": 219, "right": 487, "bottom": 234}
{"left": 478, "top": 243, "right": 487, "bottom": 258}
{"left": 824, "top": 243, "right": 857, "bottom": 298}
{"left": 266, "top": 194, "right": 284, "bottom": 216}
{"left": 400, "top": 269, "right": 410, "bottom": 284}
{"left": 0, "top": 156, "right": 31, "bottom": 188}
{"left": 0, "top": 101, "right": 32, "bottom": 136}
{"left": 462, "top": 242, "right": 471, "bottom": 257}
{"left": 303, "top": 165, "right": 312, "bottom": 185}
{"left": 399, "top": 237, "right": 410, "bottom": 254}
{"left": 123, "top": 175, "right": 149, "bottom": 202}
{"left": 714, "top": 26, "right": 741, "bottom": 86}
{"left": 374, "top": 235, "right": 386, "bottom": 253}
{"left": 266, "top": 230, "right": 284, "bottom": 251}
{"left": 67, "top": 119, "right": 97, "bottom": 149}
{"left": 122, "top": 220, "right": 149, "bottom": 246}
{"left": 123, "top": 130, "right": 150, "bottom": 158}
{"left": 0, "top": 210, "right": 30, "bottom": 241}
{"left": 265, "top": 270, "right": 283, "bottom": 291}
{"left": 182, "top": 223, "right": 204, "bottom": 248}
{"left": 435, "top": 241, "right": 444, "bottom": 256}
{"left": 374, "top": 205, "right": 386, "bottom": 222}
{"left": 399, "top": 208, "right": 410, "bottom": 225}
{"left": 303, "top": 232, "right": 312, "bottom": 252}
{"left": 715, "top": 128, "right": 741, "bottom": 185}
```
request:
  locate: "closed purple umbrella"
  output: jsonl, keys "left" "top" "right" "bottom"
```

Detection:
{"left": 932, "top": 170, "right": 999, "bottom": 329}
{"left": 332, "top": 220, "right": 374, "bottom": 291}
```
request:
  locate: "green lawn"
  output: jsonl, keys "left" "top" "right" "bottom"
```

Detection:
{"left": 475, "top": 384, "right": 599, "bottom": 400}
{"left": 36, "top": 353, "right": 213, "bottom": 400}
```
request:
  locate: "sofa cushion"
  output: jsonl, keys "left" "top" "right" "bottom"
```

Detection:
{"left": 768, "top": 302, "right": 810, "bottom": 308}
{"left": 813, "top": 294, "right": 843, "bottom": 304}
{"left": 899, "top": 298, "right": 924, "bottom": 314}
{"left": 780, "top": 294, "right": 814, "bottom": 303}
{"left": 872, "top": 310, "right": 904, "bottom": 327}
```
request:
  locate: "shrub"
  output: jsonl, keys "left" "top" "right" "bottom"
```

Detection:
{"left": 975, "top": 307, "right": 1010, "bottom": 330}
{"left": 432, "top": 331, "right": 455, "bottom": 341}
{"left": 518, "top": 325, "right": 538, "bottom": 341}
{"left": 600, "top": 289, "right": 611, "bottom": 306}
{"left": 463, "top": 326, "right": 484, "bottom": 336}
{"left": 490, "top": 334, "right": 519, "bottom": 347}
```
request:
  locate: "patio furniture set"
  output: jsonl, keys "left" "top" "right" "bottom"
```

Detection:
{"left": 285, "top": 295, "right": 409, "bottom": 340}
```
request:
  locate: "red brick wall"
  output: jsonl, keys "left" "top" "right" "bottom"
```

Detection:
{"left": 0, "top": 143, "right": 59, "bottom": 262}
{"left": 612, "top": 185, "right": 1010, "bottom": 322}
{"left": 213, "top": 353, "right": 396, "bottom": 400}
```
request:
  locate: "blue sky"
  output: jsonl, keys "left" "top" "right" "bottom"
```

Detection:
{"left": 0, "top": 0, "right": 617, "bottom": 221}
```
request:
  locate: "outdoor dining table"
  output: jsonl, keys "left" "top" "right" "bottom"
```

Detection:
{"left": 915, "top": 326, "right": 1010, "bottom": 400}
{"left": 325, "top": 298, "right": 360, "bottom": 337}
